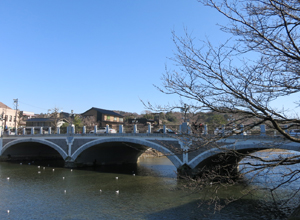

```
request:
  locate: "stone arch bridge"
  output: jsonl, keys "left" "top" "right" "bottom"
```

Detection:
{"left": 0, "top": 134, "right": 299, "bottom": 173}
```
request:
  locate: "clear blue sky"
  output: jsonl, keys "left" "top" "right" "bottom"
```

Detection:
{"left": 0, "top": 0, "right": 297, "bottom": 115}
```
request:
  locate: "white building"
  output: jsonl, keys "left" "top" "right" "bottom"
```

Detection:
{"left": 0, "top": 102, "right": 19, "bottom": 130}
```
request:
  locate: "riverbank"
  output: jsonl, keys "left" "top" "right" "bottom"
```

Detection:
{"left": 139, "top": 148, "right": 164, "bottom": 157}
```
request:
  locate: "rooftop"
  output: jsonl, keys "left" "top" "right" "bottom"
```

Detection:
{"left": 82, "top": 107, "right": 123, "bottom": 117}
{"left": 0, "top": 102, "right": 12, "bottom": 110}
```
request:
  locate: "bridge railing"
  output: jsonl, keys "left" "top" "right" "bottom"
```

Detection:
{"left": 0, "top": 124, "right": 182, "bottom": 136}
{"left": 0, "top": 123, "right": 293, "bottom": 138}
{"left": 119, "top": 124, "right": 181, "bottom": 134}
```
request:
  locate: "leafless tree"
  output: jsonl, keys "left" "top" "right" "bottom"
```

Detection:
{"left": 161, "top": 0, "right": 300, "bottom": 138}
{"left": 150, "top": 0, "right": 300, "bottom": 217}
{"left": 49, "top": 107, "right": 62, "bottom": 132}
{"left": 81, "top": 115, "right": 97, "bottom": 131}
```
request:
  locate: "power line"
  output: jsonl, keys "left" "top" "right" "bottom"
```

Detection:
{"left": 18, "top": 101, "right": 49, "bottom": 111}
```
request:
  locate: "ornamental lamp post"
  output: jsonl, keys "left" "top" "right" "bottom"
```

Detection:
{"left": 132, "top": 118, "right": 138, "bottom": 124}
{"left": 70, "top": 110, "right": 74, "bottom": 134}
{"left": 132, "top": 118, "right": 138, "bottom": 133}
{"left": 13, "top": 99, "right": 18, "bottom": 135}
{"left": 70, "top": 110, "right": 74, "bottom": 125}
{"left": 0, "top": 113, "right": 3, "bottom": 136}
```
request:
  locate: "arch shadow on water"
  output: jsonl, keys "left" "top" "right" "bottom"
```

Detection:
{"left": 1, "top": 139, "right": 67, "bottom": 167}
{"left": 71, "top": 137, "right": 183, "bottom": 169}
{"left": 1, "top": 138, "right": 181, "bottom": 177}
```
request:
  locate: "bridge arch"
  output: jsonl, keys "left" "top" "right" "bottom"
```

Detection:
{"left": 188, "top": 141, "right": 300, "bottom": 169}
{"left": 72, "top": 137, "right": 183, "bottom": 168}
{"left": 1, "top": 138, "right": 68, "bottom": 160}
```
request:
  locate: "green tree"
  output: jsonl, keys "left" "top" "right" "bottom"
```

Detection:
{"left": 72, "top": 115, "right": 83, "bottom": 132}
{"left": 206, "top": 114, "right": 227, "bottom": 126}
{"left": 144, "top": 113, "right": 154, "bottom": 120}
{"left": 165, "top": 111, "right": 177, "bottom": 123}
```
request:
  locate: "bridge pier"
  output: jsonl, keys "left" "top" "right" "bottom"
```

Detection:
{"left": 177, "top": 162, "right": 241, "bottom": 181}
{"left": 177, "top": 164, "right": 193, "bottom": 177}
{"left": 64, "top": 161, "right": 76, "bottom": 168}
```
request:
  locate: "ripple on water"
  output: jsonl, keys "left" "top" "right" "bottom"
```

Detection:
{"left": 0, "top": 157, "right": 293, "bottom": 219}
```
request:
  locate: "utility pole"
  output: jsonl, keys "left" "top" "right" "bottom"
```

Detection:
{"left": 13, "top": 99, "right": 18, "bottom": 134}
{"left": 0, "top": 110, "right": 3, "bottom": 136}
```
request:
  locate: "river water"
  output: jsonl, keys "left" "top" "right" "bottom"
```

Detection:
{"left": 0, "top": 155, "right": 298, "bottom": 220}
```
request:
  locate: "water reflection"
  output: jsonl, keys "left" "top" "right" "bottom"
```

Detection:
{"left": 239, "top": 150, "right": 300, "bottom": 218}
{"left": 240, "top": 150, "right": 300, "bottom": 189}
{"left": 0, "top": 156, "right": 295, "bottom": 219}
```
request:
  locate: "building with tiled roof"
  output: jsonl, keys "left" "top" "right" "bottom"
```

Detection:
{"left": 81, "top": 107, "right": 124, "bottom": 129}
{"left": 26, "top": 117, "right": 67, "bottom": 129}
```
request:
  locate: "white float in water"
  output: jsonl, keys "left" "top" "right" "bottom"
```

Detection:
{"left": 38, "top": 166, "right": 40, "bottom": 169}
{"left": 43, "top": 167, "right": 45, "bottom": 170}
{"left": 64, "top": 190, "right": 66, "bottom": 194}
{"left": 63, "top": 177, "right": 65, "bottom": 180}
{"left": 71, "top": 169, "right": 73, "bottom": 172}
{"left": 116, "top": 190, "right": 119, "bottom": 194}
{"left": 7, "top": 177, "right": 10, "bottom": 180}
{"left": 38, "top": 171, "right": 41, "bottom": 174}
{"left": 20, "top": 163, "right": 22, "bottom": 165}
{"left": 52, "top": 169, "right": 55, "bottom": 171}
{"left": 133, "top": 174, "right": 135, "bottom": 176}
{"left": 7, "top": 210, "right": 10, "bottom": 214}
{"left": 116, "top": 177, "right": 118, "bottom": 180}
{"left": 100, "top": 189, "right": 102, "bottom": 192}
